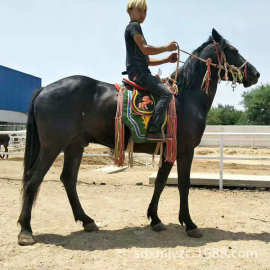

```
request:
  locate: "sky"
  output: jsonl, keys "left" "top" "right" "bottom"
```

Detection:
{"left": 0, "top": 0, "right": 269, "bottom": 109}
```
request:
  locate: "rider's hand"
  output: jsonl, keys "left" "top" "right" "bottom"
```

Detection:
{"left": 168, "top": 53, "right": 178, "bottom": 63}
{"left": 167, "top": 41, "right": 178, "bottom": 51}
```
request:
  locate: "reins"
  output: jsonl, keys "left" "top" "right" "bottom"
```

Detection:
{"left": 169, "top": 43, "right": 181, "bottom": 95}
{"left": 169, "top": 41, "right": 249, "bottom": 95}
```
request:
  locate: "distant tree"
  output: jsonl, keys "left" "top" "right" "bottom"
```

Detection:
{"left": 207, "top": 104, "right": 247, "bottom": 125}
{"left": 242, "top": 84, "right": 270, "bottom": 125}
{"left": 206, "top": 106, "right": 222, "bottom": 125}
{"left": 235, "top": 112, "right": 249, "bottom": 125}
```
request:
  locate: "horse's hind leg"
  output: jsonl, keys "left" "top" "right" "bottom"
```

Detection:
{"left": 60, "top": 142, "right": 98, "bottom": 232}
{"left": 18, "top": 146, "right": 60, "bottom": 245}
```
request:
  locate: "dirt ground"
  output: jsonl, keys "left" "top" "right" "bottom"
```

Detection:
{"left": 0, "top": 145, "right": 270, "bottom": 269}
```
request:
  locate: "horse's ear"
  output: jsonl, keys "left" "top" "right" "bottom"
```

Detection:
{"left": 212, "top": 28, "right": 223, "bottom": 43}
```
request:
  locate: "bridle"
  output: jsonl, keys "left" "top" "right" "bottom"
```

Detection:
{"left": 169, "top": 41, "right": 249, "bottom": 95}
{"left": 213, "top": 41, "right": 248, "bottom": 89}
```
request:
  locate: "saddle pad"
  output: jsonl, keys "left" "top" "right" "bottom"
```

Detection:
{"left": 131, "top": 89, "right": 155, "bottom": 116}
{"left": 123, "top": 89, "right": 163, "bottom": 143}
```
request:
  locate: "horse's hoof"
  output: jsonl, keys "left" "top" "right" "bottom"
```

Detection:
{"left": 151, "top": 222, "right": 166, "bottom": 232}
{"left": 84, "top": 222, "right": 99, "bottom": 232}
{"left": 18, "top": 231, "right": 36, "bottom": 246}
{"left": 186, "top": 228, "right": 203, "bottom": 238}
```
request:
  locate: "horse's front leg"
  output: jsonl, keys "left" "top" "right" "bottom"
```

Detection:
{"left": 4, "top": 145, "right": 8, "bottom": 159}
{"left": 177, "top": 147, "right": 202, "bottom": 238}
{"left": 147, "top": 155, "right": 173, "bottom": 231}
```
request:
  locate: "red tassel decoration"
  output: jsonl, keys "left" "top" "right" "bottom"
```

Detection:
{"left": 114, "top": 87, "right": 125, "bottom": 166}
{"left": 165, "top": 94, "right": 177, "bottom": 164}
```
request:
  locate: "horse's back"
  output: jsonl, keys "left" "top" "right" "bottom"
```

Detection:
{"left": 35, "top": 75, "right": 116, "bottom": 117}
{"left": 37, "top": 75, "right": 98, "bottom": 102}
{"left": 33, "top": 75, "right": 118, "bottom": 147}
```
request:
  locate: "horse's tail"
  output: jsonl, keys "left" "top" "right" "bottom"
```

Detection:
{"left": 22, "top": 88, "right": 43, "bottom": 186}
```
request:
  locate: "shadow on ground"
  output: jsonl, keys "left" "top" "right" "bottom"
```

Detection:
{"left": 35, "top": 223, "right": 270, "bottom": 251}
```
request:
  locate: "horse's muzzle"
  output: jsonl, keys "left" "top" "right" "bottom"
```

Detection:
{"left": 243, "top": 65, "right": 260, "bottom": 88}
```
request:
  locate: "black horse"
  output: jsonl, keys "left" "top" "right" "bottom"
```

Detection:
{"left": 18, "top": 29, "right": 259, "bottom": 245}
{"left": 0, "top": 134, "right": 10, "bottom": 159}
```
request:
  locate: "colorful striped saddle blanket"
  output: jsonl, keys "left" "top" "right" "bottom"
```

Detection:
{"left": 114, "top": 80, "right": 177, "bottom": 166}
{"left": 123, "top": 88, "right": 159, "bottom": 143}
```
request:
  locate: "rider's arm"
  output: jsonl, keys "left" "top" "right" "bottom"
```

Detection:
{"left": 148, "top": 53, "right": 178, "bottom": 66}
{"left": 133, "top": 34, "right": 177, "bottom": 56}
{"left": 148, "top": 58, "right": 170, "bottom": 66}
{"left": 148, "top": 58, "right": 168, "bottom": 66}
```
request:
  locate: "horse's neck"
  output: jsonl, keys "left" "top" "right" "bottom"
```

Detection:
{"left": 177, "top": 59, "right": 219, "bottom": 112}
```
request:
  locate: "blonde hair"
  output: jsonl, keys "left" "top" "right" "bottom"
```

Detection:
{"left": 126, "top": 0, "right": 147, "bottom": 14}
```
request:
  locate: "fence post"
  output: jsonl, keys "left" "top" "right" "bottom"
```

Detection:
{"left": 219, "top": 135, "right": 224, "bottom": 190}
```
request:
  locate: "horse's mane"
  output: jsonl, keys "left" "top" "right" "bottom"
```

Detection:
{"left": 171, "top": 36, "right": 214, "bottom": 90}
{"left": 191, "top": 36, "right": 214, "bottom": 55}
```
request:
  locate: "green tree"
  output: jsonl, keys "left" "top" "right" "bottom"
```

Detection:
{"left": 207, "top": 104, "right": 247, "bottom": 125}
{"left": 242, "top": 84, "right": 270, "bottom": 125}
{"left": 207, "top": 106, "right": 222, "bottom": 125}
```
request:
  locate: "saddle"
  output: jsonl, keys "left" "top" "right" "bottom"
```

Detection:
{"left": 114, "top": 77, "right": 178, "bottom": 167}
{"left": 115, "top": 78, "right": 155, "bottom": 116}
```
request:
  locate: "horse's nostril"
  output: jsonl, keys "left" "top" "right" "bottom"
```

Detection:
{"left": 256, "top": 72, "right": 260, "bottom": 78}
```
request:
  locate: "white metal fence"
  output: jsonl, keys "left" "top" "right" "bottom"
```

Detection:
{"left": 0, "top": 129, "right": 269, "bottom": 191}
{"left": 0, "top": 130, "right": 26, "bottom": 152}
{"left": 197, "top": 132, "right": 270, "bottom": 190}
{"left": 0, "top": 124, "right": 26, "bottom": 131}
{"left": 201, "top": 125, "right": 270, "bottom": 147}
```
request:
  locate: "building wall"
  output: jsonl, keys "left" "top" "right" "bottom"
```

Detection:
{"left": 0, "top": 110, "right": 27, "bottom": 124}
{"left": 0, "top": 65, "right": 41, "bottom": 119}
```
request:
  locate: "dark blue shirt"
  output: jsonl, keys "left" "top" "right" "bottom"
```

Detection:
{"left": 125, "top": 21, "right": 150, "bottom": 77}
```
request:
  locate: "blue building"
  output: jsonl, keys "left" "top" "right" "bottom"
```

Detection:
{"left": 0, "top": 65, "right": 41, "bottom": 123}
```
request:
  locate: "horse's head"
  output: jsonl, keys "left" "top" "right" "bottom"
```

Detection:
{"left": 201, "top": 28, "right": 260, "bottom": 88}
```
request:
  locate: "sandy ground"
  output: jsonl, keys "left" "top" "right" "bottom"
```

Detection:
{"left": 0, "top": 146, "right": 270, "bottom": 269}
